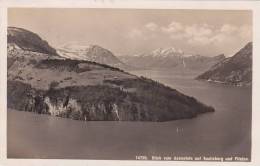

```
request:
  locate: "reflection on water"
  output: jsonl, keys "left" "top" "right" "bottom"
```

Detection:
{"left": 7, "top": 70, "right": 251, "bottom": 160}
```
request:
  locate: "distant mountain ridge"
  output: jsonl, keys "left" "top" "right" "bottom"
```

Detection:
{"left": 196, "top": 42, "right": 252, "bottom": 86}
{"left": 119, "top": 47, "right": 225, "bottom": 72}
{"left": 141, "top": 47, "right": 185, "bottom": 58}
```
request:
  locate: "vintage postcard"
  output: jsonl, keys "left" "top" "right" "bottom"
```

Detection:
{"left": 1, "top": 1, "right": 260, "bottom": 166}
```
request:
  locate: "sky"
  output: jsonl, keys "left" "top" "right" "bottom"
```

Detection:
{"left": 8, "top": 8, "right": 252, "bottom": 57}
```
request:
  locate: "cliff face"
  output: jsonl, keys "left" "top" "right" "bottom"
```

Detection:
{"left": 196, "top": 42, "right": 252, "bottom": 86}
{"left": 7, "top": 27, "right": 214, "bottom": 122}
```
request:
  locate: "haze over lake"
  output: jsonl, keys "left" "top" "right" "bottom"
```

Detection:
{"left": 8, "top": 70, "right": 251, "bottom": 160}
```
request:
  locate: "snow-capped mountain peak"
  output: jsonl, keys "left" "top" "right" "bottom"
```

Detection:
{"left": 151, "top": 47, "right": 164, "bottom": 55}
{"left": 57, "top": 43, "right": 128, "bottom": 69}
{"left": 61, "top": 44, "right": 105, "bottom": 52}
{"left": 149, "top": 47, "right": 184, "bottom": 58}
{"left": 162, "top": 47, "right": 177, "bottom": 54}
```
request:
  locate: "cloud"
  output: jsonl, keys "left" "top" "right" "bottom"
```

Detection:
{"left": 210, "top": 33, "right": 227, "bottom": 43}
{"left": 126, "top": 21, "right": 252, "bottom": 47}
{"left": 163, "top": 22, "right": 251, "bottom": 46}
{"left": 187, "top": 25, "right": 216, "bottom": 45}
{"left": 220, "top": 24, "right": 238, "bottom": 34}
{"left": 239, "top": 24, "right": 252, "bottom": 39}
{"left": 170, "top": 33, "right": 186, "bottom": 40}
{"left": 127, "top": 29, "right": 143, "bottom": 39}
{"left": 161, "top": 21, "right": 183, "bottom": 33}
{"left": 161, "top": 22, "right": 214, "bottom": 45}
{"left": 145, "top": 22, "right": 158, "bottom": 31}
{"left": 184, "top": 24, "right": 213, "bottom": 43}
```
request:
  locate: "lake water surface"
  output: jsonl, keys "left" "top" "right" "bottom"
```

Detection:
{"left": 7, "top": 70, "right": 252, "bottom": 160}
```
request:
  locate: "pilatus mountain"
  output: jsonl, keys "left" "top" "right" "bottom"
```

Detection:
{"left": 196, "top": 42, "right": 252, "bottom": 86}
{"left": 119, "top": 47, "right": 225, "bottom": 72}
{"left": 7, "top": 27, "right": 214, "bottom": 122}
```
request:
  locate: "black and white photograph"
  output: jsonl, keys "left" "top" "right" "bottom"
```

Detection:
{"left": 6, "top": 8, "right": 252, "bottom": 162}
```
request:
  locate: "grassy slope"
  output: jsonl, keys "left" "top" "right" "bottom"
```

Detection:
{"left": 8, "top": 49, "right": 214, "bottom": 121}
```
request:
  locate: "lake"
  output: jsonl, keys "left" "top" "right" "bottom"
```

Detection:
{"left": 7, "top": 69, "right": 252, "bottom": 161}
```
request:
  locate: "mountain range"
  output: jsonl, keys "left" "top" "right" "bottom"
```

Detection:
{"left": 119, "top": 47, "right": 225, "bottom": 72}
{"left": 196, "top": 42, "right": 252, "bottom": 86}
{"left": 7, "top": 27, "right": 214, "bottom": 121}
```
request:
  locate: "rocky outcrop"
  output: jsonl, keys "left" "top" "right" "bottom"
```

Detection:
{"left": 196, "top": 42, "right": 252, "bottom": 86}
